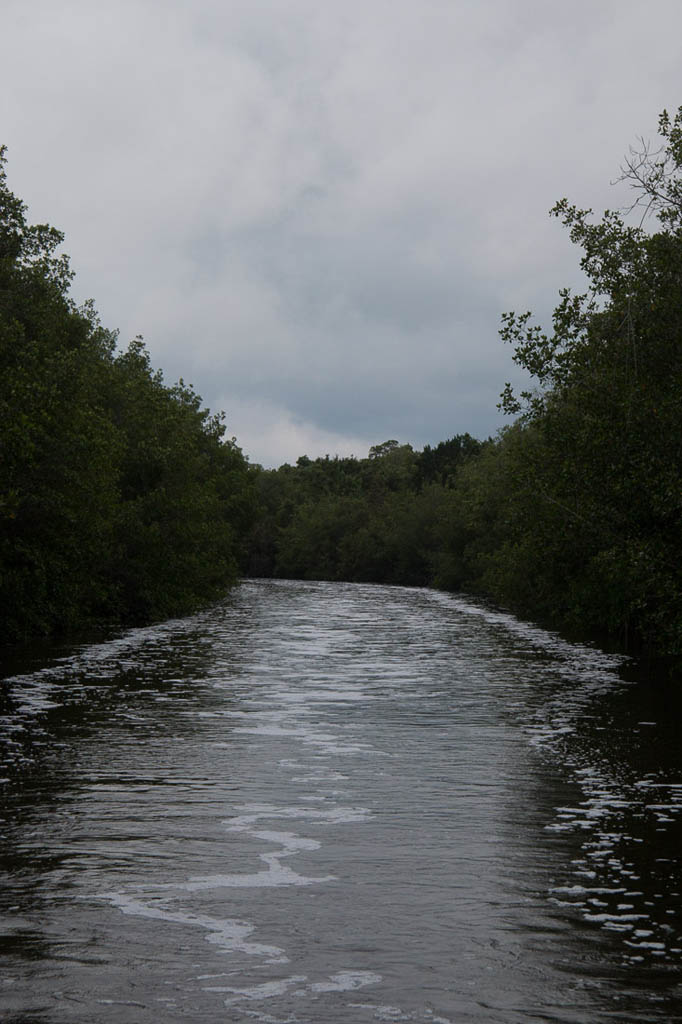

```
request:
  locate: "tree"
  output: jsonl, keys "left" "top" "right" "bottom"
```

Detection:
{"left": 0, "top": 148, "right": 123, "bottom": 634}
{"left": 0, "top": 147, "right": 254, "bottom": 639}
{"left": 496, "top": 107, "right": 682, "bottom": 653}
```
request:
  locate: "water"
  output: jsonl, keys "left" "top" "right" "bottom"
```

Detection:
{"left": 1, "top": 579, "right": 681, "bottom": 1023}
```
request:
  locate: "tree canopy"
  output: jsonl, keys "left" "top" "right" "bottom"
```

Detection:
{"left": 489, "top": 107, "right": 682, "bottom": 653}
{"left": 247, "top": 107, "right": 682, "bottom": 662}
{"left": 0, "top": 147, "right": 255, "bottom": 641}
{"left": 4, "top": 106, "right": 682, "bottom": 663}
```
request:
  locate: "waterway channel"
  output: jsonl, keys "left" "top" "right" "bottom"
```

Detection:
{"left": 1, "top": 579, "right": 681, "bottom": 1022}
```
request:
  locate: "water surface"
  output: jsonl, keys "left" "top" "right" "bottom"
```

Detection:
{"left": 1, "top": 580, "right": 681, "bottom": 1022}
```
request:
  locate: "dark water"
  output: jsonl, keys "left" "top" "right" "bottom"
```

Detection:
{"left": 1, "top": 580, "right": 681, "bottom": 1023}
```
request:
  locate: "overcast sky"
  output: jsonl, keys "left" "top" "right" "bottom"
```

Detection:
{"left": 2, "top": 1, "right": 681, "bottom": 466}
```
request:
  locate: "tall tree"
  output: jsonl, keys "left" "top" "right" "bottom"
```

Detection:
{"left": 0, "top": 148, "right": 254, "bottom": 640}
{"left": 496, "top": 107, "right": 682, "bottom": 652}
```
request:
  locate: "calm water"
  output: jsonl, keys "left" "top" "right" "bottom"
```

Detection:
{"left": 1, "top": 579, "right": 681, "bottom": 1023}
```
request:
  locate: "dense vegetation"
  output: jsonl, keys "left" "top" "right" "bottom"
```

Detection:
{"left": 248, "top": 435, "right": 482, "bottom": 586}
{"left": 249, "top": 108, "right": 682, "bottom": 660}
{"left": 0, "top": 147, "right": 255, "bottom": 641}
{"left": 3, "top": 107, "right": 682, "bottom": 661}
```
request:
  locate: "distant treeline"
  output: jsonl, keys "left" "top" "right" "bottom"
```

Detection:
{"left": 0, "top": 147, "right": 255, "bottom": 641}
{"left": 247, "top": 435, "right": 482, "bottom": 586}
{"left": 248, "top": 108, "right": 682, "bottom": 661}
{"left": 2, "top": 107, "right": 682, "bottom": 661}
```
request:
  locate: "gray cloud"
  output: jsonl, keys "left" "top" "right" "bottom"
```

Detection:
{"left": 2, "top": 0, "right": 681, "bottom": 465}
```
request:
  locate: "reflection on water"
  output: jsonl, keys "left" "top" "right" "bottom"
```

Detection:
{"left": 0, "top": 579, "right": 681, "bottom": 1023}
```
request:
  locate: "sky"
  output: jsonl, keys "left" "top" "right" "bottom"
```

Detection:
{"left": 2, "top": 0, "right": 681, "bottom": 467}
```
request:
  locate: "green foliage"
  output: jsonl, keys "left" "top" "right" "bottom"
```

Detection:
{"left": 0, "top": 148, "right": 254, "bottom": 640}
{"left": 490, "top": 106, "right": 682, "bottom": 655}
{"left": 415, "top": 434, "right": 482, "bottom": 489}
{"left": 8, "top": 101, "right": 681, "bottom": 662}
{"left": 248, "top": 107, "right": 682, "bottom": 662}
{"left": 246, "top": 439, "right": 477, "bottom": 588}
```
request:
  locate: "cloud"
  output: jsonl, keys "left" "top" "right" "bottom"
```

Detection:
{"left": 219, "top": 395, "right": 371, "bottom": 468}
{"left": 2, "top": 0, "right": 682, "bottom": 465}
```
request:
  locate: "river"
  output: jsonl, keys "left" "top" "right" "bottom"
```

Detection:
{"left": 1, "top": 579, "right": 681, "bottom": 1023}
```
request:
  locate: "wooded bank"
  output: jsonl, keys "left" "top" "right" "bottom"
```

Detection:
{"left": 2, "top": 108, "right": 682, "bottom": 660}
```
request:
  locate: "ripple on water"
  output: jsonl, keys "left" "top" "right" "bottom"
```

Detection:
{"left": 1, "top": 579, "right": 681, "bottom": 1023}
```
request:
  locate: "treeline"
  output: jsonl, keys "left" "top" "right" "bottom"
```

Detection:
{"left": 248, "top": 108, "right": 682, "bottom": 660}
{"left": 0, "top": 148, "right": 255, "bottom": 641}
{"left": 3, "top": 108, "right": 682, "bottom": 661}
{"left": 248, "top": 435, "right": 482, "bottom": 585}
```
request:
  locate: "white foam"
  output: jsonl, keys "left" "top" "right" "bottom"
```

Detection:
{"left": 550, "top": 885, "right": 626, "bottom": 895}
{"left": 226, "top": 803, "right": 371, "bottom": 829}
{"left": 291, "top": 771, "right": 349, "bottom": 783}
{"left": 167, "top": 861, "right": 333, "bottom": 891}
{"left": 142, "top": 825, "right": 332, "bottom": 892}
{"left": 372, "top": 1007, "right": 414, "bottom": 1022}
{"left": 210, "top": 975, "right": 307, "bottom": 1002}
{"left": 234, "top": 720, "right": 379, "bottom": 758}
{"left": 583, "top": 913, "right": 647, "bottom": 923}
{"left": 101, "top": 892, "right": 286, "bottom": 961}
{"left": 310, "top": 970, "right": 381, "bottom": 993}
